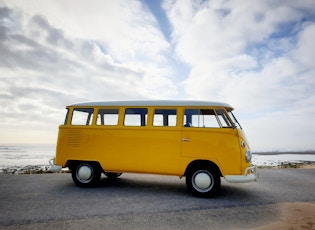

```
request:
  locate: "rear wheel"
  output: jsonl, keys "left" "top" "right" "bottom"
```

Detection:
{"left": 186, "top": 166, "right": 220, "bottom": 198}
{"left": 71, "top": 162, "right": 101, "bottom": 188}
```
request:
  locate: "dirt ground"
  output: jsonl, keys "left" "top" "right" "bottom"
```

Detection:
{"left": 249, "top": 202, "right": 315, "bottom": 230}
{"left": 300, "top": 164, "right": 315, "bottom": 169}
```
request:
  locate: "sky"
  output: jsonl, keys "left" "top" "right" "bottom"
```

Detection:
{"left": 1, "top": 0, "right": 315, "bottom": 151}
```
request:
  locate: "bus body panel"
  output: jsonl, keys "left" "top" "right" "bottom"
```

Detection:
{"left": 56, "top": 126, "right": 186, "bottom": 175}
{"left": 53, "top": 101, "right": 256, "bottom": 182}
{"left": 92, "top": 127, "right": 183, "bottom": 175}
{"left": 181, "top": 128, "right": 241, "bottom": 175}
{"left": 56, "top": 124, "right": 245, "bottom": 177}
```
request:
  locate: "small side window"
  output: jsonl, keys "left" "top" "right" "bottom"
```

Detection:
{"left": 124, "top": 108, "right": 148, "bottom": 126}
{"left": 153, "top": 109, "right": 177, "bottom": 127}
{"left": 97, "top": 109, "right": 119, "bottom": 126}
{"left": 216, "top": 109, "right": 232, "bottom": 127}
{"left": 71, "top": 108, "right": 94, "bottom": 125}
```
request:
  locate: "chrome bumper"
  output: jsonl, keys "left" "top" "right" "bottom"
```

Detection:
{"left": 224, "top": 165, "right": 258, "bottom": 183}
{"left": 49, "top": 158, "right": 62, "bottom": 173}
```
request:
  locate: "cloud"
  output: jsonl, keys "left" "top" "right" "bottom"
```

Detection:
{"left": 1, "top": 0, "right": 315, "bottom": 149}
{"left": 1, "top": 1, "right": 177, "bottom": 98}
{"left": 164, "top": 0, "right": 315, "bottom": 149}
{"left": 294, "top": 23, "right": 315, "bottom": 67}
{"left": 5, "top": 0, "right": 170, "bottom": 63}
{"left": 165, "top": 1, "right": 315, "bottom": 99}
{"left": 0, "top": 2, "right": 178, "bottom": 143}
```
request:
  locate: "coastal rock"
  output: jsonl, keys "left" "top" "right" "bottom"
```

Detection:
{"left": 0, "top": 165, "right": 50, "bottom": 174}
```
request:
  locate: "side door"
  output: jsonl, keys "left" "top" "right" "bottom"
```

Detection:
{"left": 181, "top": 108, "right": 241, "bottom": 175}
{"left": 148, "top": 108, "right": 183, "bottom": 174}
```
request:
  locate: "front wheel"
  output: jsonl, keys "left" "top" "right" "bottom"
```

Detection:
{"left": 71, "top": 162, "right": 101, "bottom": 188}
{"left": 186, "top": 167, "right": 220, "bottom": 198}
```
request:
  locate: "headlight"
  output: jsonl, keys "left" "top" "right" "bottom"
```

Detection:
{"left": 245, "top": 150, "right": 252, "bottom": 162}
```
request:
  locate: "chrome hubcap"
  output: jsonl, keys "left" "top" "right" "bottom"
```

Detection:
{"left": 192, "top": 170, "right": 213, "bottom": 192}
{"left": 77, "top": 165, "right": 93, "bottom": 182}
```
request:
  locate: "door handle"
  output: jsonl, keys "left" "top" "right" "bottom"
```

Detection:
{"left": 182, "top": 138, "right": 191, "bottom": 142}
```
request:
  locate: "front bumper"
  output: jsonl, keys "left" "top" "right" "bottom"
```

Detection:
{"left": 224, "top": 165, "right": 258, "bottom": 183}
{"left": 49, "top": 158, "right": 62, "bottom": 173}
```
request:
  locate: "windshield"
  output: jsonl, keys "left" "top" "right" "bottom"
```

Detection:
{"left": 228, "top": 111, "right": 242, "bottom": 129}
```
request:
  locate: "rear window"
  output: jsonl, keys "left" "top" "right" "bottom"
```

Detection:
{"left": 71, "top": 108, "right": 94, "bottom": 125}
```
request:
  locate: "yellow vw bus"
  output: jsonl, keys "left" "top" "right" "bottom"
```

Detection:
{"left": 50, "top": 100, "right": 257, "bottom": 197}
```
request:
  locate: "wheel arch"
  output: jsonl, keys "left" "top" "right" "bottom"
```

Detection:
{"left": 66, "top": 160, "right": 103, "bottom": 172}
{"left": 184, "top": 160, "right": 222, "bottom": 177}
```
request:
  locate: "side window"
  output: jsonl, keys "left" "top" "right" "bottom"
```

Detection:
{"left": 153, "top": 109, "right": 177, "bottom": 127}
{"left": 97, "top": 109, "right": 119, "bottom": 126}
{"left": 184, "top": 109, "right": 220, "bottom": 128}
{"left": 71, "top": 108, "right": 94, "bottom": 125}
{"left": 216, "top": 109, "right": 232, "bottom": 127}
{"left": 124, "top": 108, "right": 148, "bottom": 126}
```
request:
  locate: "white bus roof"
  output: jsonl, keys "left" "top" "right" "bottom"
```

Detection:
{"left": 69, "top": 100, "right": 233, "bottom": 109}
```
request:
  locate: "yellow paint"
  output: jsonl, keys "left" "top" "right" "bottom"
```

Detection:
{"left": 55, "top": 101, "right": 252, "bottom": 178}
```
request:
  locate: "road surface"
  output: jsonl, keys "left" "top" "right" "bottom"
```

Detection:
{"left": 0, "top": 168, "right": 314, "bottom": 229}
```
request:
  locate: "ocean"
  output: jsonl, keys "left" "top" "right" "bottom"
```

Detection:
{"left": 0, "top": 144, "right": 315, "bottom": 171}
{"left": 0, "top": 144, "right": 55, "bottom": 170}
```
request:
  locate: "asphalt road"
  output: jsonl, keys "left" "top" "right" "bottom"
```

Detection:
{"left": 0, "top": 168, "right": 314, "bottom": 230}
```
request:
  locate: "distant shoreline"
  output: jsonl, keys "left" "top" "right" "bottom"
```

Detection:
{"left": 252, "top": 150, "right": 315, "bottom": 155}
